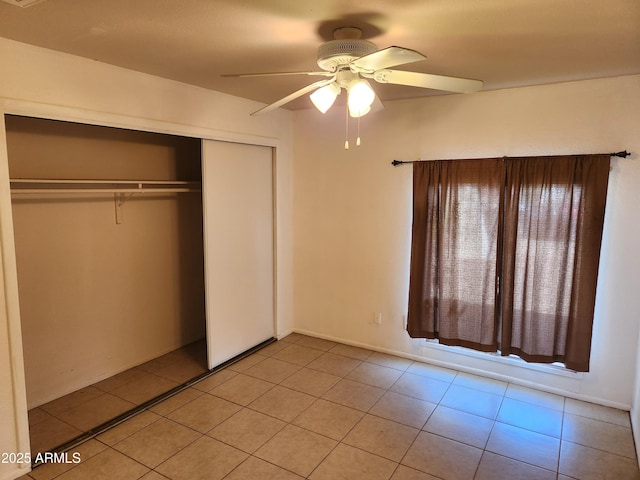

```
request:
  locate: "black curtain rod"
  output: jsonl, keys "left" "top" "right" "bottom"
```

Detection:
{"left": 391, "top": 150, "right": 630, "bottom": 167}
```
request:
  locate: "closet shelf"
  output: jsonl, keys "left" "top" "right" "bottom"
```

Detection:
{"left": 9, "top": 178, "right": 201, "bottom": 194}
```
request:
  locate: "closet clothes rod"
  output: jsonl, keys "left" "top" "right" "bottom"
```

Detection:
{"left": 9, "top": 179, "right": 201, "bottom": 225}
{"left": 10, "top": 188, "right": 198, "bottom": 194}
{"left": 9, "top": 178, "right": 201, "bottom": 194}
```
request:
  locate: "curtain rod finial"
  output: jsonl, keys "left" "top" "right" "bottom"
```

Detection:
{"left": 612, "top": 150, "right": 630, "bottom": 158}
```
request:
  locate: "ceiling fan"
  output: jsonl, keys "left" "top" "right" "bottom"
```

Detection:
{"left": 224, "top": 26, "right": 483, "bottom": 117}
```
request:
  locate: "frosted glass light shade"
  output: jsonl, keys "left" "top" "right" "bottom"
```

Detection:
{"left": 348, "top": 79, "right": 375, "bottom": 117}
{"left": 310, "top": 83, "right": 340, "bottom": 113}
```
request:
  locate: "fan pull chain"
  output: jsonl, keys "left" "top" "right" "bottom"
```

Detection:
{"left": 356, "top": 115, "right": 361, "bottom": 146}
{"left": 344, "top": 102, "right": 349, "bottom": 150}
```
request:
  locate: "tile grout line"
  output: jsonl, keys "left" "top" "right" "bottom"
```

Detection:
{"left": 471, "top": 386, "right": 507, "bottom": 479}
{"left": 557, "top": 395, "right": 567, "bottom": 477}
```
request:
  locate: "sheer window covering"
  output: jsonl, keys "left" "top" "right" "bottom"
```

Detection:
{"left": 407, "top": 154, "right": 610, "bottom": 372}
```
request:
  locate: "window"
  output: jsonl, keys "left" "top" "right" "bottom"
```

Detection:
{"left": 407, "top": 155, "right": 610, "bottom": 372}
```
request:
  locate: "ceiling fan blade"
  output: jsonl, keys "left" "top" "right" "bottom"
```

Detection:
{"left": 373, "top": 69, "right": 483, "bottom": 93}
{"left": 222, "top": 71, "right": 333, "bottom": 78}
{"left": 351, "top": 46, "right": 426, "bottom": 73}
{"left": 251, "top": 77, "right": 337, "bottom": 116}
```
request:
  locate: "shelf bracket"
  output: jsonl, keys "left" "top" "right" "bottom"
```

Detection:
{"left": 114, "top": 192, "right": 136, "bottom": 224}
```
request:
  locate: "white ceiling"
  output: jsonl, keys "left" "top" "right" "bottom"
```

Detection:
{"left": 1, "top": 0, "right": 639, "bottom": 111}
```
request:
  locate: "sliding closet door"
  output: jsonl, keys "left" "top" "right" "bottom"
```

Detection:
{"left": 201, "top": 139, "right": 275, "bottom": 369}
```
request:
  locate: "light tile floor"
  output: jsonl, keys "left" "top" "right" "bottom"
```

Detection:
{"left": 27, "top": 339, "right": 208, "bottom": 456}
{"left": 20, "top": 333, "right": 640, "bottom": 480}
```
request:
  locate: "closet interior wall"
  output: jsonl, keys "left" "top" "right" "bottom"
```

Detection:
{"left": 5, "top": 115, "right": 206, "bottom": 409}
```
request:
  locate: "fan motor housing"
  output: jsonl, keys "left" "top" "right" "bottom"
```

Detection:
{"left": 317, "top": 39, "right": 377, "bottom": 71}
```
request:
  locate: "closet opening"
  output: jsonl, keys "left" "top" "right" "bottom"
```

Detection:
{"left": 5, "top": 115, "right": 208, "bottom": 457}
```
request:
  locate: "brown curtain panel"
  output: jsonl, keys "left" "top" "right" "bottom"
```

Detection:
{"left": 407, "top": 158, "right": 505, "bottom": 351}
{"left": 500, "top": 155, "right": 610, "bottom": 371}
{"left": 407, "top": 154, "right": 609, "bottom": 372}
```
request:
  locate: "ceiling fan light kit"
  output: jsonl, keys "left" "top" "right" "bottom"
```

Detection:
{"left": 224, "top": 26, "right": 483, "bottom": 148}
